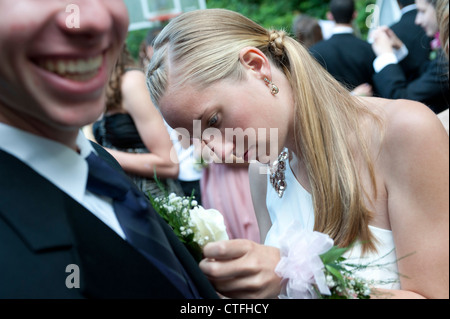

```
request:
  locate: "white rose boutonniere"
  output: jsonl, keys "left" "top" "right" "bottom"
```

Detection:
{"left": 189, "top": 206, "right": 229, "bottom": 248}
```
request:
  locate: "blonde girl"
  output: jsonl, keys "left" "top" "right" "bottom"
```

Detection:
{"left": 147, "top": 9, "right": 448, "bottom": 299}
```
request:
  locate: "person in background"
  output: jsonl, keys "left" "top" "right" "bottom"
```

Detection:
{"left": 139, "top": 26, "right": 163, "bottom": 69}
{"left": 93, "top": 44, "right": 182, "bottom": 198}
{"left": 201, "top": 160, "right": 260, "bottom": 243}
{"left": 292, "top": 14, "right": 323, "bottom": 49}
{"left": 371, "top": 0, "right": 449, "bottom": 114}
{"left": 436, "top": 0, "right": 449, "bottom": 134}
{"left": 390, "top": 0, "right": 433, "bottom": 82}
{"left": 309, "top": 0, "right": 376, "bottom": 92}
{"left": 167, "top": 127, "right": 204, "bottom": 204}
{"left": 437, "top": 0, "right": 449, "bottom": 56}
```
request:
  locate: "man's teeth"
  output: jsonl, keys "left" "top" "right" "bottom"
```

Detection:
{"left": 38, "top": 55, "right": 103, "bottom": 80}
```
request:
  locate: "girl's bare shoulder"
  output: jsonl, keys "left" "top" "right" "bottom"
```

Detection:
{"left": 365, "top": 97, "right": 445, "bottom": 144}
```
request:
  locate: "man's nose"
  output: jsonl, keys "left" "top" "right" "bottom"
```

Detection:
{"left": 57, "top": 0, "right": 117, "bottom": 44}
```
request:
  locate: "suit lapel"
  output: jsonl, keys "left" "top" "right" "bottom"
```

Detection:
{"left": 90, "top": 143, "right": 219, "bottom": 298}
{"left": 159, "top": 216, "right": 219, "bottom": 299}
{"left": 65, "top": 198, "right": 187, "bottom": 298}
{"left": 0, "top": 150, "right": 73, "bottom": 252}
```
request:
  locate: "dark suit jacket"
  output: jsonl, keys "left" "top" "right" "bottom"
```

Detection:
{"left": 309, "top": 33, "right": 376, "bottom": 91}
{"left": 0, "top": 145, "right": 218, "bottom": 299}
{"left": 390, "top": 9, "right": 432, "bottom": 82}
{"left": 373, "top": 50, "right": 449, "bottom": 114}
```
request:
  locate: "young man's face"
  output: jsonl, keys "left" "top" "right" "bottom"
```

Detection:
{"left": 0, "top": 0, "right": 129, "bottom": 136}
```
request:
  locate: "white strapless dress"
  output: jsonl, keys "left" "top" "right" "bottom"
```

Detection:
{"left": 265, "top": 152, "right": 400, "bottom": 290}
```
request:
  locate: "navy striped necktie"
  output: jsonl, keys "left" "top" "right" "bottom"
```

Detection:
{"left": 85, "top": 152, "right": 200, "bottom": 298}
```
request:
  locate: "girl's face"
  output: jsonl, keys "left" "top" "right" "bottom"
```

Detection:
{"left": 159, "top": 65, "right": 295, "bottom": 164}
{"left": 0, "top": 0, "right": 129, "bottom": 139}
{"left": 415, "top": 0, "right": 439, "bottom": 37}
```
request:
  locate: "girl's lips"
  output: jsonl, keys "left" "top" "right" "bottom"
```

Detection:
{"left": 28, "top": 51, "right": 109, "bottom": 99}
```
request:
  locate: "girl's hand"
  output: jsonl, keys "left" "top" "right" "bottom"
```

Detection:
{"left": 200, "top": 239, "right": 282, "bottom": 299}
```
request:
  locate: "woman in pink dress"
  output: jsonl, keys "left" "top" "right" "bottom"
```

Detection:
{"left": 201, "top": 162, "right": 260, "bottom": 243}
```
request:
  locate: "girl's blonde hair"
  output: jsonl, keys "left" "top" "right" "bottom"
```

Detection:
{"left": 147, "top": 9, "right": 379, "bottom": 253}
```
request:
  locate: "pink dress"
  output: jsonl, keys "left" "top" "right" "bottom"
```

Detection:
{"left": 200, "top": 163, "right": 260, "bottom": 243}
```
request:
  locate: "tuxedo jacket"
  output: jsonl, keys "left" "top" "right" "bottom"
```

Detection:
{"left": 373, "top": 50, "right": 449, "bottom": 114}
{"left": 0, "top": 145, "right": 218, "bottom": 299}
{"left": 309, "top": 33, "right": 376, "bottom": 91}
{"left": 390, "top": 9, "right": 432, "bottom": 82}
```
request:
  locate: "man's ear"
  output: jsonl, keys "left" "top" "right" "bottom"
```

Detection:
{"left": 239, "top": 47, "right": 272, "bottom": 80}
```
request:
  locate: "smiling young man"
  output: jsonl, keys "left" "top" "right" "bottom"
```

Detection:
{"left": 0, "top": 0, "right": 217, "bottom": 299}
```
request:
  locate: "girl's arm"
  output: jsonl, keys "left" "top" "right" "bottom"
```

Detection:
{"left": 380, "top": 100, "right": 449, "bottom": 298}
{"left": 107, "top": 70, "right": 179, "bottom": 179}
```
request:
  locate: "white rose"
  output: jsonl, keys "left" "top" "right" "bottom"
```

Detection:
{"left": 189, "top": 206, "right": 229, "bottom": 248}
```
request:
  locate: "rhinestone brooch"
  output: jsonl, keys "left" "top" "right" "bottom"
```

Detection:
{"left": 269, "top": 150, "right": 288, "bottom": 198}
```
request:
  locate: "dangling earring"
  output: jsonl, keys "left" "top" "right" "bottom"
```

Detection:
{"left": 264, "top": 77, "right": 279, "bottom": 95}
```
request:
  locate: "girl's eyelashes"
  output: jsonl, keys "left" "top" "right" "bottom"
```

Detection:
{"left": 208, "top": 114, "right": 219, "bottom": 127}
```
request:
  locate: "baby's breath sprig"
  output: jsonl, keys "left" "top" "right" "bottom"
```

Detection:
{"left": 149, "top": 191, "right": 203, "bottom": 262}
{"left": 148, "top": 176, "right": 229, "bottom": 263}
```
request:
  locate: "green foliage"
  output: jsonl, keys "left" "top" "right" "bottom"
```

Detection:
{"left": 319, "top": 245, "right": 372, "bottom": 299}
{"left": 205, "top": 0, "right": 376, "bottom": 37}
{"left": 355, "top": 0, "right": 377, "bottom": 40}
{"left": 205, "top": 0, "right": 316, "bottom": 32}
{"left": 125, "top": 28, "right": 148, "bottom": 61}
{"left": 125, "top": 0, "right": 377, "bottom": 59}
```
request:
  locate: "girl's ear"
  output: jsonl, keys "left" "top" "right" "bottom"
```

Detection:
{"left": 239, "top": 46, "right": 272, "bottom": 80}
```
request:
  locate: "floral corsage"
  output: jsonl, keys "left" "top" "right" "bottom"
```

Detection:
{"left": 149, "top": 191, "right": 229, "bottom": 262}
{"left": 275, "top": 222, "right": 375, "bottom": 299}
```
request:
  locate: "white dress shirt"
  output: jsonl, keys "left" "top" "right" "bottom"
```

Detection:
{"left": 332, "top": 25, "right": 354, "bottom": 35}
{"left": 372, "top": 4, "right": 415, "bottom": 73}
{"left": 373, "top": 44, "right": 409, "bottom": 73}
{"left": 0, "top": 123, "right": 126, "bottom": 238}
{"left": 400, "top": 4, "right": 417, "bottom": 16}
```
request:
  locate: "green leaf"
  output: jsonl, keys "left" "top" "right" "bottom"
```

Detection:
{"left": 327, "top": 262, "right": 346, "bottom": 272}
{"left": 320, "top": 246, "right": 349, "bottom": 264}
{"left": 186, "top": 241, "right": 203, "bottom": 263}
{"left": 325, "top": 264, "right": 345, "bottom": 283}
